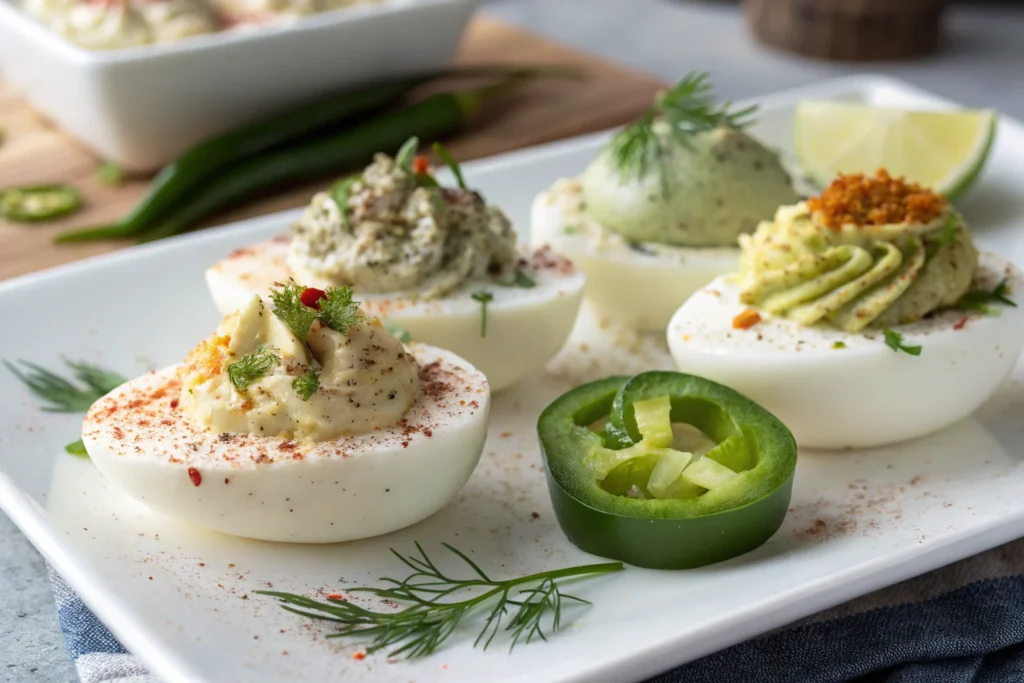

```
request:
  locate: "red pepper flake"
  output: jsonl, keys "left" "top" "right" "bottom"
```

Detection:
{"left": 732, "top": 308, "right": 762, "bottom": 330}
{"left": 326, "top": 593, "right": 343, "bottom": 600}
{"left": 224, "top": 478, "right": 230, "bottom": 485}
{"left": 169, "top": 398, "right": 179, "bottom": 409}
{"left": 954, "top": 317, "right": 969, "bottom": 330}
{"left": 187, "top": 467, "right": 202, "bottom": 487}
{"left": 198, "top": 563, "right": 205, "bottom": 567}
{"left": 352, "top": 651, "right": 367, "bottom": 661}
{"left": 300, "top": 287, "right": 326, "bottom": 310}
{"left": 412, "top": 155, "right": 430, "bottom": 175}
{"left": 423, "top": 429, "right": 433, "bottom": 437}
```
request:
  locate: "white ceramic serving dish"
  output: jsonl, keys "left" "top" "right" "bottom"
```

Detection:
{"left": 3, "top": 75, "right": 1024, "bottom": 683}
{"left": 0, "top": 0, "right": 477, "bottom": 171}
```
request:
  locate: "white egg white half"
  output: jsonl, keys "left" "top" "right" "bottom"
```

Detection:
{"left": 667, "top": 253, "right": 1024, "bottom": 450}
{"left": 82, "top": 343, "right": 489, "bottom": 543}
{"left": 530, "top": 185, "right": 738, "bottom": 332}
{"left": 205, "top": 238, "right": 584, "bottom": 392}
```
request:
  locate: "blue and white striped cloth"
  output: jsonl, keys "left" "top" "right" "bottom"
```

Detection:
{"left": 51, "top": 539, "right": 1024, "bottom": 683}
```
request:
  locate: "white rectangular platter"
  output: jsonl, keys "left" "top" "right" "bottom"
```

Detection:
{"left": 3, "top": 74, "right": 1024, "bottom": 683}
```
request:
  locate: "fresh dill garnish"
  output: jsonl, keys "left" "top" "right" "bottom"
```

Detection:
{"left": 5, "top": 359, "right": 127, "bottom": 459}
{"left": 329, "top": 176, "right": 358, "bottom": 227}
{"left": 432, "top": 142, "right": 468, "bottom": 190}
{"left": 958, "top": 279, "right": 1016, "bottom": 316}
{"left": 607, "top": 72, "right": 757, "bottom": 188}
{"left": 386, "top": 323, "right": 412, "bottom": 343}
{"left": 471, "top": 291, "right": 495, "bottom": 337}
{"left": 270, "top": 282, "right": 320, "bottom": 342}
{"left": 4, "top": 358, "right": 127, "bottom": 412}
{"left": 96, "top": 162, "right": 124, "bottom": 187}
{"left": 497, "top": 268, "right": 536, "bottom": 288}
{"left": 395, "top": 137, "right": 419, "bottom": 172}
{"left": 292, "top": 367, "right": 320, "bottom": 401}
{"left": 227, "top": 345, "right": 280, "bottom": 392}
{"left": 318, "top": 286, "right": 363, "bottom": 334}
{"left": 256, "top": 542, "right": 622, "bottom": 659}
{"left": 832, "top": 341, "right": 846, "bottom": 349}
{"left": 882, "top": 329, "right": 922, "bottom": 356}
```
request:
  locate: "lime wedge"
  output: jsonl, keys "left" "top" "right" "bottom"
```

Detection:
{"left": 794, "top": 101, "right": 997, "bottom": 201}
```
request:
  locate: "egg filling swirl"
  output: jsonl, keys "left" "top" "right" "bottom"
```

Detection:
{"left": 736, "top": 171, "right": 978, "bottom": 332}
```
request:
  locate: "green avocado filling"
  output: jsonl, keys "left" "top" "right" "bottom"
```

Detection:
{"left": 577, "top": 74, "right": 798, "bottom": 249}
{"left": 737, "top": 203, "right": 978, "bottom": 332}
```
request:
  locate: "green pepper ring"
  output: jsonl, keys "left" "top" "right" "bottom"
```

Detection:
{"left": 537, "top": 373, "right": 798, "bottom": 570}
{"left": 0, "top": 185, "right": 83, "bottom": 222}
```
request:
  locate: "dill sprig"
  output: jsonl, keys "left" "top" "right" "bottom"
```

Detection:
{"left": 269, "top": 282, "right": 320, "bottom": 342}
{"left": 607, "top": 72, "right": 757, "bottom": 185}
{"left": 292, "top": 367, "right": 320, "bottom": 401}
{"left": 318, "top": 287, "right": 362, "bottom": 335}
{"left": 257, "top": 542, "right": 622, "bottom": 659}
{"left": 226, "top": 345, "right": 280, "bottom": 392}
{"left": 4, "top": 359, "right": 127, "bottom": 412}
{"left": 958, "top": 279, "right": 1017, "bottom": 316}
{"left": 4, "top": 358, "right": 128, "bottom": 457}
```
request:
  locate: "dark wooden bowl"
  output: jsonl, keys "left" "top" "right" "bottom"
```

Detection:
{"left": 743, "top": 0, "right": 947, "bottom": 62}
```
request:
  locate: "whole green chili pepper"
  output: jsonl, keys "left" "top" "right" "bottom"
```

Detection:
{"left": 135, "top": 75, "right": 533, "bottom": 243}
{"left": 537, "top": 371, "right": 797, "bottom": 570}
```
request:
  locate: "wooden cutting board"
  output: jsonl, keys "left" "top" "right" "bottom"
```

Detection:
{"left": 0, "top": 16, "right": 664, "bottom": 281}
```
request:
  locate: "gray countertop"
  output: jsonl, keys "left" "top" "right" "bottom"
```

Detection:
{"left": 3, "top": 1, "right": 1023, "bottom": 681}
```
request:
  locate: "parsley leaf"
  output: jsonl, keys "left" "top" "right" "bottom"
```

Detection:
{"left": 497, "top": 268, "right": 536, "bottom": 288}
{"left": 958, "top": 279, "right": 1017, "bottom": 316}
{"left": 882, "top": 329, "right": 922, "bottom": 356}
{"left": 832, "top": 341, "right": 846, "bottom": 349}
{"left": 270, "top": 282, "right": 320, "bottom": 342}
{"left": 432, "top": 142, "right": 468, "bottom": 190}
{"left": 318, "top": 286, "right": 362, "bottom": 334}
{"left": 292, "top": 367, "right": 320, "bottom": 401}
{"left": 386, "top": 323, "right": 412, "bottom": 343}
{"left": 227, "top": 345, "right": 280, "bottom": 391}
{"left": 395, "top": 137, "right": 419, "bottom": 172}
{"left": 471, "top": 291, "right": 495, "bottom": 338}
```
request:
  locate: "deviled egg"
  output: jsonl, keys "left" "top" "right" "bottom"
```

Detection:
{"left": 82, "top": 283, "right": 489, "bottom": 543}
{"left": 206, "top": 138, "right": 584, "bottom": 392}
{"left": 531, "top": 73, "right": 799, "bottom": 331}
{"left": 668, "top": 170, "right": 1024, "bottom": 449}
{"left": 24, "top": 0, "right": 217, "bottom": 50}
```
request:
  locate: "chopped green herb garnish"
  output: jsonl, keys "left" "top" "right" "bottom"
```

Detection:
{"left": 227, "top": 345, "right": 280, "bottom": 392}
{"left": 65, "top": 439, "right": 88, "bottom": 457}
{"left": 432, "top": 142, "right": 468, "bottom": 190}
{"left": 882, "top": 329, "right": 922, "bottom": 356}
{"left": 958, "top": 279, "right": 1017, "bottom": 316}
{"left": 256, "top": 541, "right": 622, "bottom": 659}
{"left": 3, "top": 359, "right": 127, "bottom": 412}
{"left": 97, "top": 162, "right": 124, "bottom": 187}
{"left": 937, "top": 214, "right": 959, "bottom": 247}
{"left": 386, "top": 323, "right": 412, "bottom": 343}
{"left": 626, "top": 241, "right": 656, "bottom": 256}
{"left": 562, "top": 226, "right": 579, "bottom": 235}
{"left": 497, "top": 268, "right": 536, "bottom": 288}
{"left": 270, "top": 282, "right": 320, "bottom": 342}
{"left": 395, "top": 137, "right": 419, "bottom": 172}
{"left": 292, "top": 367, "right": 320, "bottom": 401}
{"left": 318, "top": 286, "right": 363, "bottom": 335}
{"left": 832, "top": 341, "right": 846, "bottom": 349}
{"left": 608, "top": 72, "right": 756, "bottom": 191}
{"left": 471, "top": 291, "right": 495, "bottom": 338}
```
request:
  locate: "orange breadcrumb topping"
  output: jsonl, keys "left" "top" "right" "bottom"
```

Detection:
{"left": 732, "top": 308, "right": 762, "bottom": 330}
{"left": 807, "top": 169, "right": 947, "bottom": 229}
